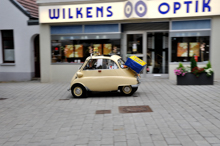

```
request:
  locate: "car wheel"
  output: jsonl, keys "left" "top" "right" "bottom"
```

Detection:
{"left": 120, "top": 86, "right": 135, "bottom": 96}
{"left": 71, "top": 84, "right": 87, "bottom": 98}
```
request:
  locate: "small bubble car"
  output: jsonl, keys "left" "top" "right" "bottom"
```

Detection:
{"left": 69, "top": 55, "right": 140, "bottom": 98}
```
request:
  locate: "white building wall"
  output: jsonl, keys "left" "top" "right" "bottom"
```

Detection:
{"left": 211, "top": 16, "right": 220, "bottom": 80}
{"left": 0, "top": 0, "right": 39, "bottom": 81}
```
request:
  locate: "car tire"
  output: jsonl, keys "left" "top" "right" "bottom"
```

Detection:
{"left": 71, "top": 84, "right": 87, "bottom": 98}
{"left": 120, "top": 86, "right": 135, "bottom": 96}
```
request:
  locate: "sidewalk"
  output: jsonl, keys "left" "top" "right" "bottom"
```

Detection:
{"left": 0, "top": 79, "right": 220, "bottom": 146}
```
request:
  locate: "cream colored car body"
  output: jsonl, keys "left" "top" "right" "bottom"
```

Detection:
{"left": 70, "top": 55, "right": 139, "bottom": 92}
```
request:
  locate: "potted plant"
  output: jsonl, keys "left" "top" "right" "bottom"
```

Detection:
{"left": 175, "top": 58, "right": 214, "bottom": 85}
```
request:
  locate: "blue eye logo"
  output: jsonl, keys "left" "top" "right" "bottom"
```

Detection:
{"left": 124, "top": 1, "right": 147, "bottom": 18}
{"left": 135, "top": 1, "right": 147, "bottom": 17}
{"left": 124, "top": 1, "right": 133, "bottom": 18}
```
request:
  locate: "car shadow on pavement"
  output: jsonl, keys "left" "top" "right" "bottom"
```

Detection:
{"left": 66, "top": 92, "right": 137, "bottom": 99}
{"left": 88, "top": 91, "right": 123, "bottom": 98}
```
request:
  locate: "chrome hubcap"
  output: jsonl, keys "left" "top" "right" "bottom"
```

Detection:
{"left": 123, "top": 86, "right": 131, "bottom": 93}
{"left": 75, "top": 88, "right": 81, "bottom": 95}
{"left": 74, "top": 87, "right": 82, "bottom": 96}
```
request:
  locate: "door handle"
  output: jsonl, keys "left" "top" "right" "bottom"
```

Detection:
{"left": 98, "top": 70, "right": 101, "bottom": 72}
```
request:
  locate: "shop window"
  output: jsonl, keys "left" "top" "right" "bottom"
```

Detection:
{"left": 51, "top": 39, "right": 121, "bottom": 64}
{"left": 171, "top": 36, "right": 210, "bottom": 62}
{"left": 1, "top": 30, "right": 15, "bottom": 63}
{"left": 127, "top": 34, "right": 143, "bottom": 54}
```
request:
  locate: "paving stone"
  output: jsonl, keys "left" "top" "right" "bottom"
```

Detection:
{"left": 141, "top": 142, "right": 154, "bottom": 146}
{"left": 127, "top": 139, "right": 141, "bottom": 146}
{"left": 114, "top": 141, "right": 127, "bottom": 146}
{"left": 194, "top": 141, "right": 211, "bottom": 146}
{"left": 177, "top": 135, "right": 197, "bottom": 146}
{"left": 165, "top": 137, "right": 181, "bottom": 145}
{"left": 205, "top": 137, "right": 220, "bottom": 144}
{"left": 88, "top": 140, "right": 100, "bottom": 146}
{"left": 153, "top": 141, "right": 168, "bottom": 146}
{"left": 114, "top": 135, "right": 126, "bottom": 142}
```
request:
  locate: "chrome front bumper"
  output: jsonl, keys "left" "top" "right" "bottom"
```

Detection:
{"left": 131, "top": 84, "right": 139, "bottom": 88}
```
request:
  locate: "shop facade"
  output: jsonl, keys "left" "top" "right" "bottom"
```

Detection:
{"left": 38, "top": 0, "right": 220, "bottom": 82}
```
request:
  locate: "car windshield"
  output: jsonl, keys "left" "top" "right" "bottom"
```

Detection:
{"left": 80, "top": 58, "right": 92, "bottom": 70}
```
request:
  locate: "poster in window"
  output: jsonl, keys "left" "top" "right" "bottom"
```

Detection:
{"left": 103, "top": 44, "right": 112, "bottom": 55}
{"left": 93, "top": 44, "right": 102, "bottom": 55}
{"left": 189, "top": 42, "right": 200, "bottom": 57}
{"left": 64, "top": 45, "right": 73, "bottom": 58}
{"left": 177, "top": 43, "right": 188, "bottom": 57}
{"left": 75, "top": 44, "right": 83, "bottom": 57}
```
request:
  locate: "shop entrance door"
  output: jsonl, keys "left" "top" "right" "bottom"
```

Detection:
{"left": 146, "top": 32, "right": 169, "bottom": 76}
{"left": 123, "top": 31, "right": 169, "bottom": 78}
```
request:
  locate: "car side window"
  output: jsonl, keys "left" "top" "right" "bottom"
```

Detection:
{"left": 84, "top": 59, "right": 119, "bottom": 70}
{"left": 103, "top": 59, "right": 119, "bottom": 69}
{"left": 84, "top": 59, "right": 103, "bottom": 70}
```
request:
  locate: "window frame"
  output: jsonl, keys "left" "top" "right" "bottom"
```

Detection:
{"left": 2, "top": 30, "right": 15, "bottom": 63}
{"left": 171, "top": 36, "right": 210, "bottom": 62}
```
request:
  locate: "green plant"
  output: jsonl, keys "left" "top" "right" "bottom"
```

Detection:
{"left": 177, "top": 62, "right": 184, "bottom": 69}
{"left": 190, "top": 57, "right": 197, "bottom": 71}
{"left": 204, "top": 61, "right": 213, "bottom": 77}
{"left": 206, "top": 60, "right": 212, "bottom": 69}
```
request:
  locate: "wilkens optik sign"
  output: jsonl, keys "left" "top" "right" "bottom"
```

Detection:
{"left": 39, "top": 0, "right": 220, "bottom": 23}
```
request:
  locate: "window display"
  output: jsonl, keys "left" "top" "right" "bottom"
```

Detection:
{"left": 64, "top": 45, "right": 74, "bottom": 58}
{"left": 171, "top": 36, "right": 210, "bottom": 62}
{"left": 189, "top": 42, "right": 200, "bottom": 57}
{"left": 51, "top": 39, "right": 120, "bottom": 64}
{"left": 74, "top": 45, "right": 83, "bottom": 57}
{"left": 103, "top": 44, "right": 112, "bottom": 55}
{"left": 93, "top": 44, "right": 102, "bottom": 55}
{"left": 177, "top": 43, "right": 188, "bottom": 57}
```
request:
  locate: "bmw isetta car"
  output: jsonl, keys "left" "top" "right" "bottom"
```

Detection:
{"left": 70, "top": 55, "right": 140, "bottom": 98}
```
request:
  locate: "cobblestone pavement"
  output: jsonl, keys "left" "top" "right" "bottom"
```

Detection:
{"left": 0, "top": 79, "right": 220, "bottom": 146}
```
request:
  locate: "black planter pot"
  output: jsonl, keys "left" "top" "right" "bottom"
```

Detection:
{"left": 177, "top": 73, "right": 214, "bottom": 85}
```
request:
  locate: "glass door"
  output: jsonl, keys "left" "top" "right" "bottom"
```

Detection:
{"left": 126, "top": 33, "right": 145, "bottom": 74}
{"left": 127, "top": 34, "right": 143, "bottom": 55}
{"left": 147, "top": 32, "right": 169, "bottom": 74}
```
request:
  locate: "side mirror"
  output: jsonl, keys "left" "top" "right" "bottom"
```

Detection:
{"left": 77, "top": 72, "right": 83, "bottom": 78}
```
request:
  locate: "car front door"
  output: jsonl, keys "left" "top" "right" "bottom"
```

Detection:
{"left": 80, "top": 58, "right": 120, "bottom": 91}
